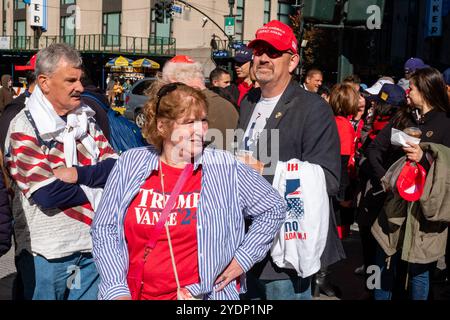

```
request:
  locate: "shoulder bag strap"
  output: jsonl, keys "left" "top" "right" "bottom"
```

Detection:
{"left": 146, "top": 162, "right": 193, "bottom": 250}
{"left": 132, "top": 162, "right": 193, "bottom": 300}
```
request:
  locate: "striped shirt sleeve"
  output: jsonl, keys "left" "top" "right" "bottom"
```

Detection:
{"left": 91, "top": 153, "right": 131, "bottom": 300}
{"left": 234, "top": 161, "right": 286, "bottom": 272}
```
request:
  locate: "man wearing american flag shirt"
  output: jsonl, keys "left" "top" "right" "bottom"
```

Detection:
{"left": 4, "top": 44, "right": 117, "bottom": 300}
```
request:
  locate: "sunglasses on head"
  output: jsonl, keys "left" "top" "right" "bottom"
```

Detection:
{"left": 253, "top": 45, "right": 291, "bottom": 59}
{"left": 155, "top": 82, "right": 185, "bottom": 114}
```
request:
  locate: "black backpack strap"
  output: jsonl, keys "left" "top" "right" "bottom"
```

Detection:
{"left": 24, "top": 110, "right": 58, "bottom": 150}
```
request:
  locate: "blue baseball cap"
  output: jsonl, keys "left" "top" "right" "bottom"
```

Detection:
{"left": 404, "top": 57, "right": 427, "bottom": 73}
{"left": 234, "top": 46, "right": 253, "bottom": 64}
{"left": 376, "top": 83, "right": 407, "bottom": 106}
{"left": 442, "top": 68, "right": 450, "bottom": 86}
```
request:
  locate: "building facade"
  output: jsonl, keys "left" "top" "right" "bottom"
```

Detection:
{"left": 0, "top": 0, "right": 297, "bottom": 83}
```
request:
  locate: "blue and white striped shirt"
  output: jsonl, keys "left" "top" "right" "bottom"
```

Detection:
{"left": 91, "top": 146, "right": 286, "bottom": 300}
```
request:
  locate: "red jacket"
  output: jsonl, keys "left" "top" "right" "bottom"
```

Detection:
{"left": 336, "top": 116, "right": 356, "bottom": 174}
{"left": 237, "top": 80, "right": 253, "bottom": 106}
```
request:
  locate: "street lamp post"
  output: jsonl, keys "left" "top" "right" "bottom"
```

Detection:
{"left": 293, "top": 0, "right": 305, "bottom": 81}
{"left": 228, "top": 0, "right": 235, "bottom": 16}
{"left": 227, "top": 0, "right": 235, "bottom": 48}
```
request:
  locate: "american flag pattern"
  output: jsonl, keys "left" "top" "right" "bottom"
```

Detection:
{"left": 4, "top": 110, "right": 118, "bottom": 259}
{"left": 286, "top": 191, "right": 304, "bottom": 220}
{"left": 285, "top": 164, "right": 305, "bottom": 220}
{"left": 6, "top": 110, "right": 117, "bottom": 226}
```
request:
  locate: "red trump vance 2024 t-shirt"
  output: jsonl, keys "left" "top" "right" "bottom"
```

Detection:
{"left": 125, "top": 162, "right": 201, "bottom": 300}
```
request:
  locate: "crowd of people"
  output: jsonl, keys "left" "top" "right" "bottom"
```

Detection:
{"left": 0, "top": 19, "right": 450, "bottom": 301}
{"left": 105, "top": 76, "right": 135, "bottom": 107}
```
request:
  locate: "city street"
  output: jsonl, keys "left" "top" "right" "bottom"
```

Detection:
{"left": 1, "top": 0, "right": 450, "bottom": 305}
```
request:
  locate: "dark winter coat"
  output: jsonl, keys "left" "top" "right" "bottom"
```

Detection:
{"left": 0, "top": 153, "right": 12, "bottom": 257}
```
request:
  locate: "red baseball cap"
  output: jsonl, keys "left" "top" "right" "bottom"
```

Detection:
{"left": 169, "top": 55, "right": 195, "bottom": 64}
{"left": 396, "top": 161, "right": 427, "bottom": 202}
{"left": 15, "top": 54, "right": 37, "bottom": 71}
{"left": 247, "top": 20, "right": 298, "bottom": 54}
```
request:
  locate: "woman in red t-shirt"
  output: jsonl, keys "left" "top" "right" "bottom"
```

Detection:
{"left": 95, "top": 82, "right": 285, "bottom": 300}
{"left": 329, "top": 83, "right": 360, "bottom": 238}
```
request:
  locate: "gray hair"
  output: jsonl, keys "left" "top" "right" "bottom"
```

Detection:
{"left": 35, "top": 43, "right": 83, "bottom": 76}
{"left": 162, "top": 60, "right": 205, "bottom": 84}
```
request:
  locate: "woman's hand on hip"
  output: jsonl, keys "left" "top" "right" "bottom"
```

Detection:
{"left": 214, "top": 258, "right": 244, "bottom": 292}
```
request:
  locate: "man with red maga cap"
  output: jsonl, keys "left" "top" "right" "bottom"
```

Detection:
{"left": 236, "top": 20, "right": 344, "bottom": 300}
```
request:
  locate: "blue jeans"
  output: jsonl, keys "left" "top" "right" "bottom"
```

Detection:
{"left": 244, "top": 273, "right": 312, "bottom": 300}
{"left": 374, "top": 244, "right": 434, "bottom": 300}
{"left": 16, "top": 251, "right": 99, "bottom": 300}
{"left": 263, "top": 278, "right": 312, "bottom": 300}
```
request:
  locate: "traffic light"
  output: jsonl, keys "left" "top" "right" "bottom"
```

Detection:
{"left": 154, "top": 1, "right": 164, "bottom": 23}
{"left": 303, "top": 0, "right": 337, "bottom": 23}
{"left": 164, "top": 0, "right": 173, "bottom": 17}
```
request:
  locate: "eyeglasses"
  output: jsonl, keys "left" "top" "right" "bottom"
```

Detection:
{"left": 253, "top": 46, "right": 290, "bottom": 59}
{"left": 155, "top": 82, "right": 184, "bottom": 114}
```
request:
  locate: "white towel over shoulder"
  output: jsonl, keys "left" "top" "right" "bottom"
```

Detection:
{"left": 27, "top": 85, "right": 103, "bottom": 210}
{"left": 270, "top": 159, "right": 329, "bottom": 278}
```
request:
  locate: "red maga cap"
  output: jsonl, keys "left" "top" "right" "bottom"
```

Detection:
{"left": 169, "top": 55, "right": 195, "bottom": 64}
{"left": 15, "top": 54, "right": 37, "bottom": 71}
{"left": 396, "top": 161, "right": 427, "bottom": 202}
{"left": 247, "top": 20, "right": 298, "bottom": 54}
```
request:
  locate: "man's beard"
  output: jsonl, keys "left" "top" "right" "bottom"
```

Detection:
{"left": 255, "top": 70, "right": 274, "bottom": 85}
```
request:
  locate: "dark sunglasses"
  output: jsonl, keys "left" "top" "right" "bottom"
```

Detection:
{"left": 155, "top": 82, "right": 184, "bottom": 114}
{"left": 253, "top": 46, "right": 290, "bottom": 59}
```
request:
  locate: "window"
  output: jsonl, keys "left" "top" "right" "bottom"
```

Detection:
{"left": 103, "top": 12, "right": 121, "bottom": 47}
{"left": 235, "top": 0, "right": 245, "bottom": 41}
{"left": 277, "top": 1, "right": 294, "bottom": 25}
{"left": 150, "top": 9, "right": 171, "bottom": 45}
{"left": 61, "top": 0, "right": 76, "bottom": 4}
{"left": 14, "top": 0, "right": 25, "bottom": 10}
{"left": 13, "top": 20, "right": 26, "bottom": 49}
{"left": 264, "top": 0, "right": 271, "bottom": 24}
{"left": 61, "top": 16, "right": 76, "bottom": 46}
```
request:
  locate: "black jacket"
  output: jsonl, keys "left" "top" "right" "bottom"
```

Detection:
{"left": 0, "top": 92, "right": 27, "bottom": 154}
{"left": 366, "top": 109, "right": 450, "bottom": 187}
{"left": 237, "top": 81, "right": 345, "bottom": 279}
{"left": 238, "top": 81, "right": 341, "bottom": 193}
